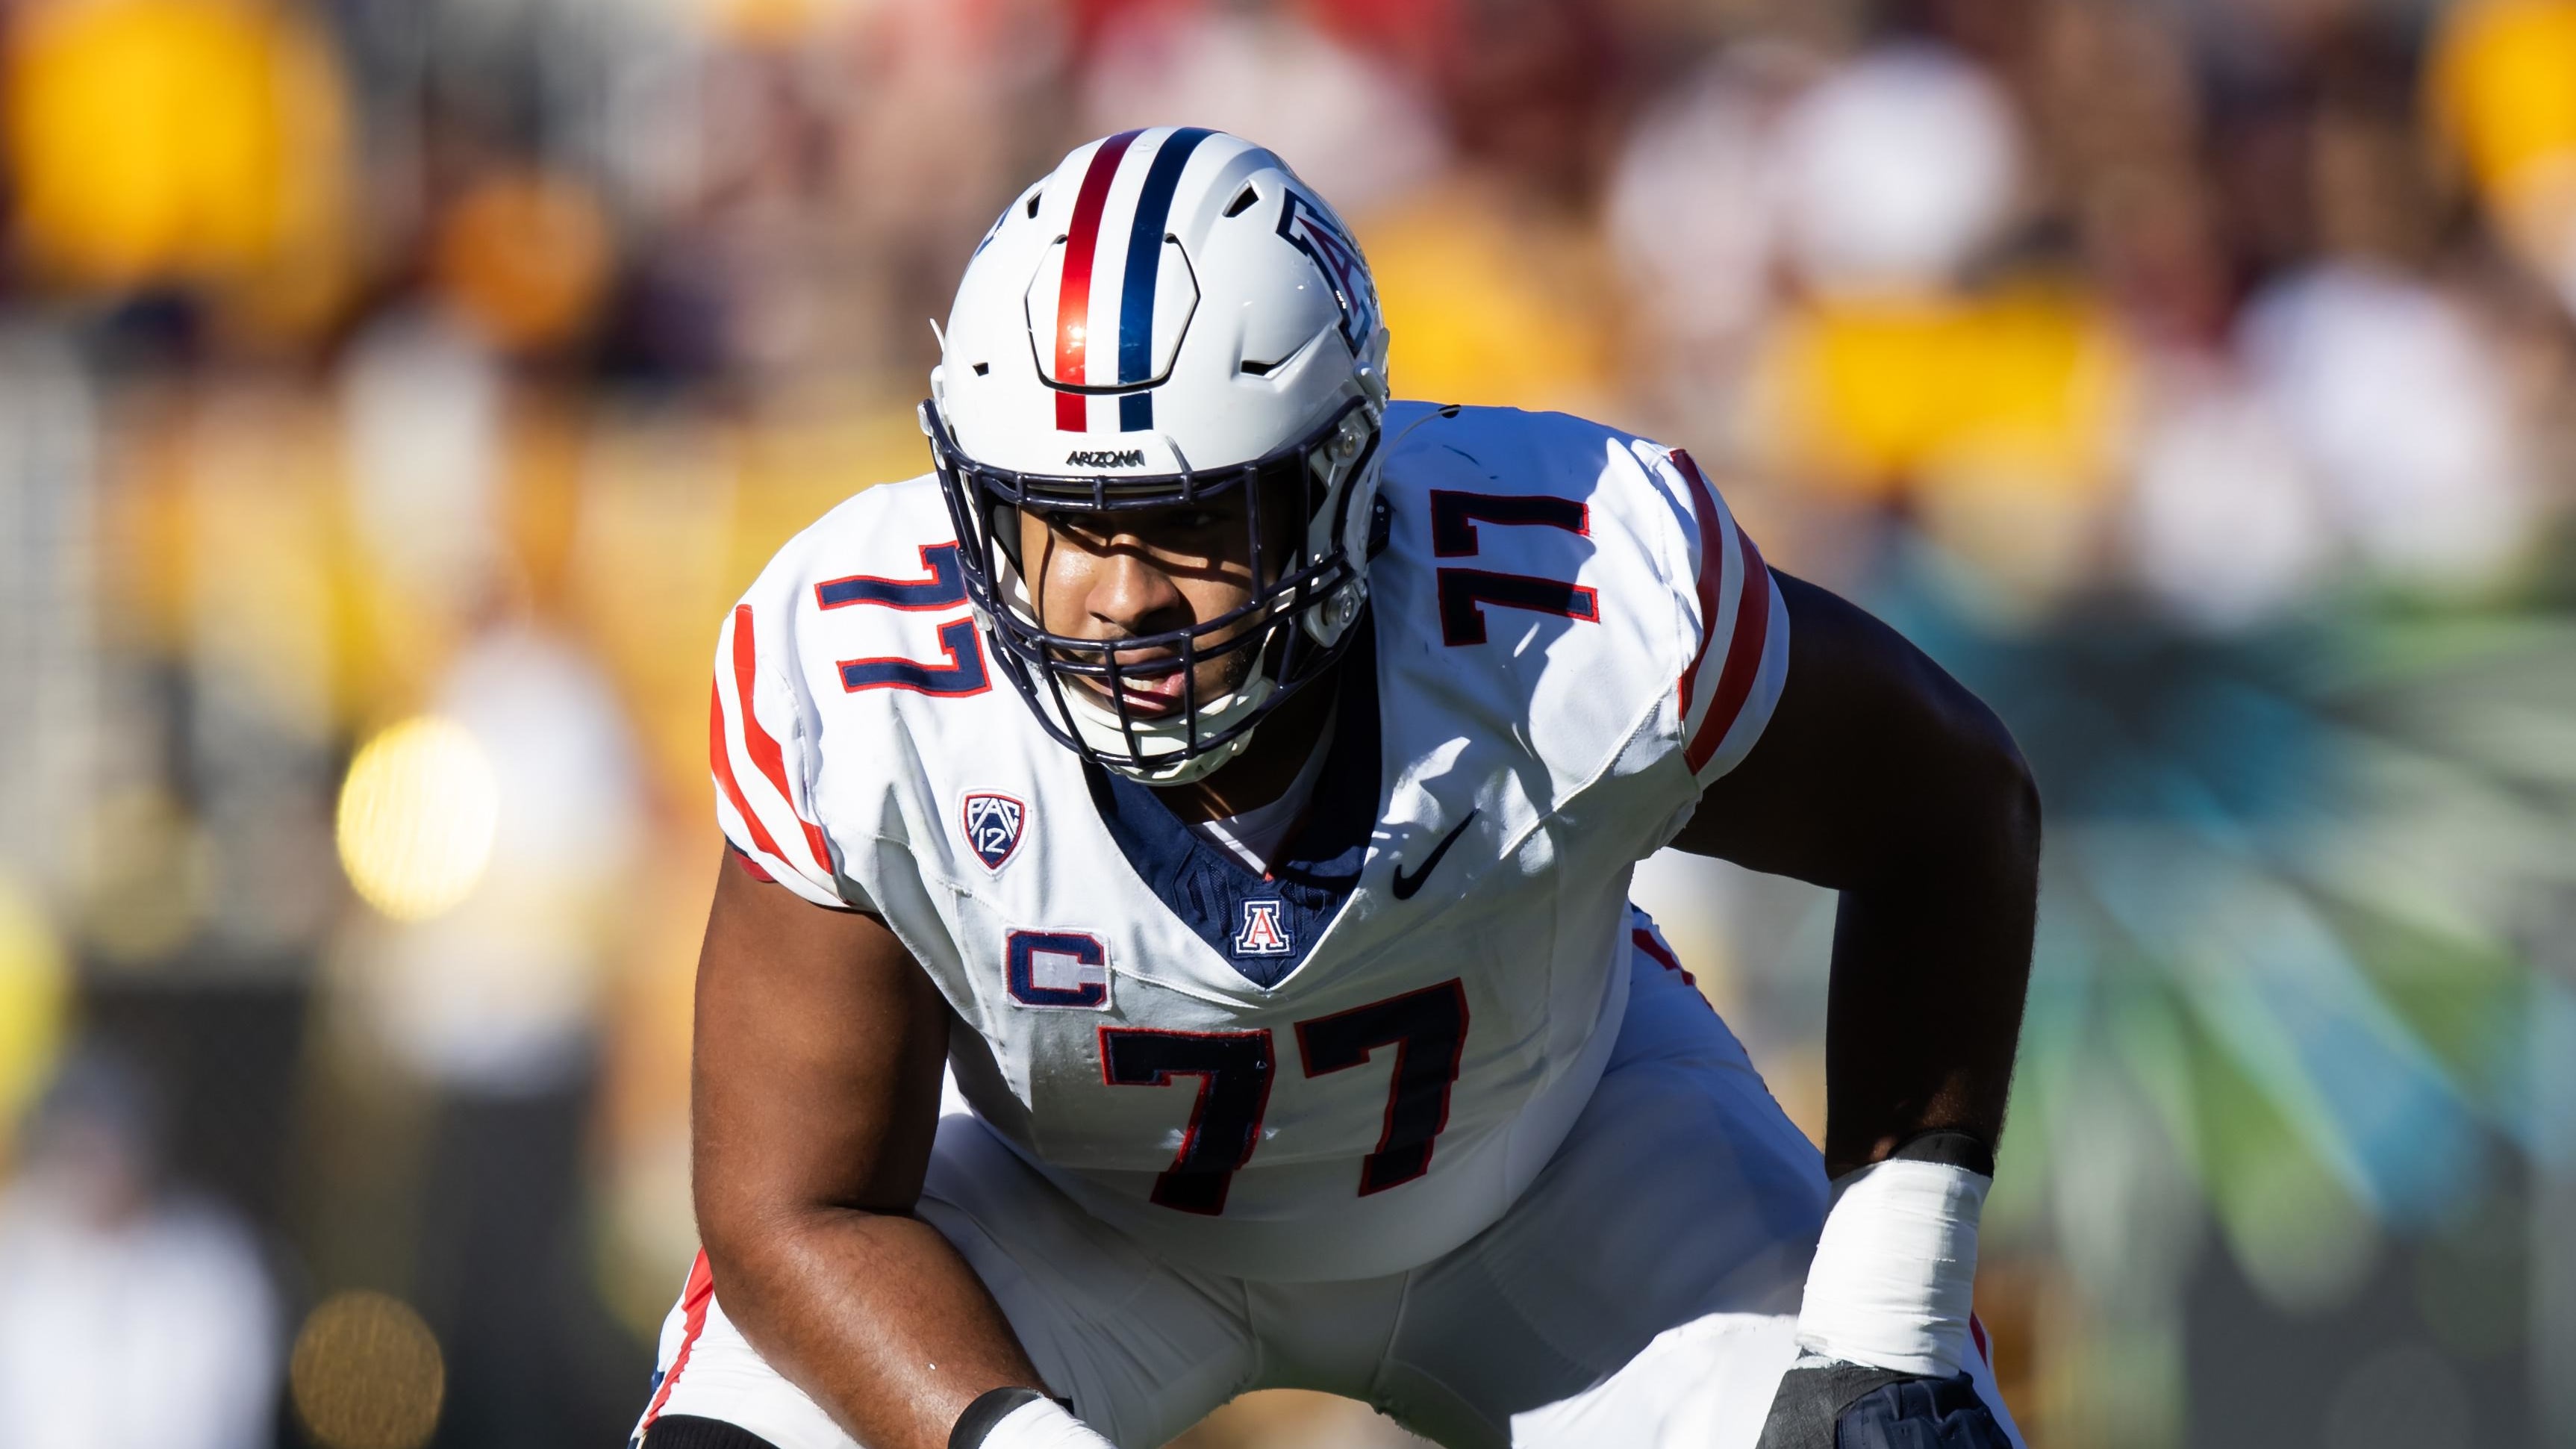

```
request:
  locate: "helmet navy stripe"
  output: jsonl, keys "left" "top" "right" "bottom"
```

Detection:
{"left": 1053, "top": 129, "right": 1144, "bottom": 431}
{"left": 1116, "top": 126, "right": 1214, "bottom": 403}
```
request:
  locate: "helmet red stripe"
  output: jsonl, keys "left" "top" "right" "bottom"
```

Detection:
{"left": 1054, "top": 129, "right": 1142, "bottom": 431}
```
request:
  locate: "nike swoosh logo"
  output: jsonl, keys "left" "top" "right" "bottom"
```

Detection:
{"left": 1390, "top": 810, "right": 1479, "bottom": 900}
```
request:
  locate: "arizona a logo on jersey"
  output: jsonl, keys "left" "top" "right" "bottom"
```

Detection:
{"left": 1235, "top": 900, "right": 1293, "bottom": 956}
{"left": 962, "top": 792, "right": 1027, "bottom": 871}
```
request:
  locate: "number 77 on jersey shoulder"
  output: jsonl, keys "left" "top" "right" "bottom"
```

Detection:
{"left": 814, "top": 542, "right": 993, "bottom": 697}
{"left": 1428, "top": 490, "right": 1599, "bottom": 646}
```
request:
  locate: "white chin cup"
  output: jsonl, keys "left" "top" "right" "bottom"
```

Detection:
{"left": 1064, "top": 665, "right": 1276, "bottom": 785}
{"left": 995, "top": 565, "right": 1279, "bottom": 787}
{"left": 1792, "top": 1158, "right": 1990, "bottom": 1379}
{"left": 979, "top": 1395, "right": 1116, "bottom": 1449}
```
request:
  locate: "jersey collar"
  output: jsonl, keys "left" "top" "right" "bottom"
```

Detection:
{"left": 1084, "top": 623, "right": 1381, "bottom": 989}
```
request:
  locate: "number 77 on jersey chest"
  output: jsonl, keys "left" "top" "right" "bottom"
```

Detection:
{"left": 1097, "top": 979, "right": 1471, "bottom": 1215}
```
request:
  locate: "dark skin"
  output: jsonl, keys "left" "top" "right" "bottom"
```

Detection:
{"left": 692, "top": 490, "right": 2039, "bottom": 1446}
{"left": 1673, "top": 573, "right": 2039, "bottom": 1178}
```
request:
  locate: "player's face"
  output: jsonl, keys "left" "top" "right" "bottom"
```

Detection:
{"left": 1017, "top": 484, "right": 1294, "bottom": 720}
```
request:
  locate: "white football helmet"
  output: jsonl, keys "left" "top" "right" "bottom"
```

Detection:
{"left": 923, "top": 127, "right": 1391, "bottom": 785}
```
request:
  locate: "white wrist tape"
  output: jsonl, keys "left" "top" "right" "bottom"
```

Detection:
{"left": 982, "top": 1395, "right": 1117, "bottom": 1449}
{"left": 1793, "top": 1158, "right": 1989, "bottom": 1378}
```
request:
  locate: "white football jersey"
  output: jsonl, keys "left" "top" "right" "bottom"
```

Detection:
{"left": 709, "top": 402, "right": 1788, "bottom": 1281}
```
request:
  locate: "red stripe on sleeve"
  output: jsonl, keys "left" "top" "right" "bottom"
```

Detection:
{"left": 1671, "top": 449, "right": 1731, "bottom": 721}
{"left": 1685, "top": 525, "right": 1772, "bottom": 775}
{"left": 1053, "top": 130, "right": 1141, "bottom": 431}
{"left": 729, "top": 604, "right": 837, "bottom": 878}
{"left": 710, "top": 680, "right": 788, "bottom": 866}
{"left": 638, "top": 1250, "right": 717, "bottom": 1431}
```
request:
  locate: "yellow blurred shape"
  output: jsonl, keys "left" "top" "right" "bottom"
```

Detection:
{"left": 4, "top": 0, "right": 345, "bottom": 292}
{"left": 2429, "top": 0, "right": 2576, "bottom": 196}
{"left": 698, "top": 0, "right": 859, "bottom": 44}
{"left": 1756, "top": 285, "right": 2127, "bottom": 500}
{"left": 432, "top": 171, "right": 614, "bottom": 354}
{"left": 289, "top": 1290, "right": 445, "bottom": 1449}
{"left": 1363, "top": 188, "right": 1612, "bottom": 416}
{"left": 0, "top": 877, "right": 69, "bottom": 1140}
{"left": 336, "top": 717, "right": 497, "bottom": 922}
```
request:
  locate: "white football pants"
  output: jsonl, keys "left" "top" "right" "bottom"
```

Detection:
{"left": 634, "top": 935, "right": 2024, "bottom": 1448}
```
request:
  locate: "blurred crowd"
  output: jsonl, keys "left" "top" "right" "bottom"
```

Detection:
{"left": 0, "top": 0, "right": 2571, "bottom": 1445}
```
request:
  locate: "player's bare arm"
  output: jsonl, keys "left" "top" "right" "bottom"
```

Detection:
{"left": 690, "top": 852, "right": 1052, "bottom": 1449}
{"left": 1673, "top": 571, "right": 2038, "bottom": 1177}
{"left": 1676, "top": 572, "right": 2039, "bottom": 1448}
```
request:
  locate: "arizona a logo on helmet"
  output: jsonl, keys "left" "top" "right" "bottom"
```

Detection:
{"left": 1277, "top": 195, "right": 1379, "bottom": 352}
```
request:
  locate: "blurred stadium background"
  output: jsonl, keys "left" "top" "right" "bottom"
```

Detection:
{"left": 0, "top": 0, "right": 2569, "bottom": 1445}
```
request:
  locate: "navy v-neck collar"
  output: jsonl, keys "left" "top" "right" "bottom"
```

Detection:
{"left": 1085, "top": 627, "right": 1382, "bottom": 990}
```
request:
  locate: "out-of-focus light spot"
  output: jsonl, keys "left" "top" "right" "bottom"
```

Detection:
{"left": 0, "top": 876, "right": 69, "bottom": 1138}
{"left": 336, "top": 717, "right": 496, "bottom": 921}
{"left": 288, "top": 1291, "right": 445, "bottom": 1449}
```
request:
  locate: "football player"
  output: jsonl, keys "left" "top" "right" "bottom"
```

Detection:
{"left": 636, "top": 129, "right": 2037, "bottom": 1449}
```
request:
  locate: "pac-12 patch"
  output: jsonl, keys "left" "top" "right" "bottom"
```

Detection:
{"left": 961, "top": 792, "right": 1027, "bottom": 871}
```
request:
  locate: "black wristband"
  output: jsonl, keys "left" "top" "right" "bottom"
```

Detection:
{"left": 1890, "top": 1128, "right": 1995, "bottom": 1178}
{"left": 949, "top": 1386, "right": 1070, "bottom": 1449}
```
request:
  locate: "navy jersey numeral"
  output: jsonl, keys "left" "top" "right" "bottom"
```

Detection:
{"left": 1097, "top": 980, "right": 1476, "bottom": 1215}
{"left": 837, "top": 617, "right": 991, "bottom": 696}
{"left": 820, "top": 543, "right": 991, "bottom": 696}
{"left": 1429, "top": 490, "right": 1587, "bottom": 556}
{"left": 1098, "top": 1027, "right": 1275, "bottom": 1215}
{"left": 816, "top": 543, "right": 970, "bottom": 611}
{"left": 1436, "top": 570, "right": 1600, "bottom": 646}
{"left": 1427, "top": 491, "right": 1598, "bottom": 646}
{"left": 1295, "top": 979, "right": 1471, "bottom": 1194}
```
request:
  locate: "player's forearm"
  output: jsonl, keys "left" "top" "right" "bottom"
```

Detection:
{"left": 1818, "top": 753, "right": 2039, "bottom": 1179}
{"left": 704, "top": 1203, "right": 1050, "bottom": 1449}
